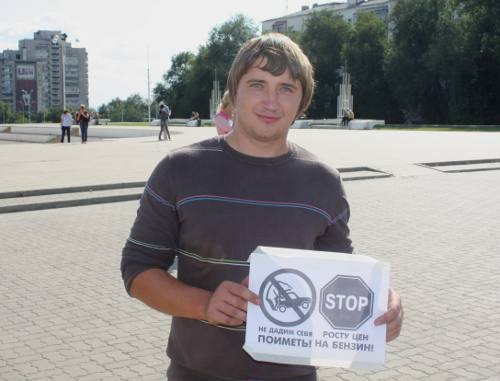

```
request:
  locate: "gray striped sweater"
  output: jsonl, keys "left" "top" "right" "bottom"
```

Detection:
{"left": 121, "top": 136, "right": 352, "bottom": 380}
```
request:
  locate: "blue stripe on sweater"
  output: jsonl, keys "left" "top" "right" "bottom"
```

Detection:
{"left": 177, "top": 194, "right": 336, "bottom": 224}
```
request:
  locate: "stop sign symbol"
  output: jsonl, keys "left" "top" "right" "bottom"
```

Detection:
{"left": 320, "top": 275, "right": 374, "bottom": 330}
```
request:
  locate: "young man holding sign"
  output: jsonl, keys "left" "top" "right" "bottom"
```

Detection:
{"left": 121, "top": 33, "right": 403, "bottom": 380}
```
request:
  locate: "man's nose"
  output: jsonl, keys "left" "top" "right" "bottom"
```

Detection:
{"left": 262, "top": 87, "right": 279, "bottom": 109}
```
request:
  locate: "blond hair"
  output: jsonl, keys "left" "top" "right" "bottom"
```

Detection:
{"left": 217, "top": 90, "right": 231, "bottom": 113}
{"left": 226, "top": 33, "right": 314, "bottom": 118}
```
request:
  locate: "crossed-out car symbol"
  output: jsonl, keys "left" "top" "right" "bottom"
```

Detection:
{"left": 267, "top": 281, "right": 312, "bottom": 313}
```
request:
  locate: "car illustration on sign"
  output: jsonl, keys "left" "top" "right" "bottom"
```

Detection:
{"left": 266, "top": 281, "right": 312, "bottom": 312}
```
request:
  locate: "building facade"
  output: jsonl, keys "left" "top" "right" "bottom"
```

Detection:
{"left": 0, "top": 30, "right": 88, "bottom": 114}
{"left": 262, "top": 0, "right": 396, "bottom": 33}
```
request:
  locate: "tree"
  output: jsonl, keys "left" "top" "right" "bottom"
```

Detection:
{"left": 123, "top": 94, "right": 148, "bottom": 122}
{"left": 155, "top": 14, "right": 257, "bottom": 118}
{"left": 106, "top": 98, "right": 125, "bottom": 122}
{"left": 343, "top": 12, "right": 400, "bottom": 121}
{"left": 97, "top": 104, "right": 109, "bottom": 119}
{"left": 386, "top": 0, "right": 449, "bottom": 123}
{"left": 154, "top": 51, "right": 195, "bottom": 117}
{"left": 0, "top": 101, "right": 15, "bottom": 123}
{"left": 452, "top": 0, "right": 500, "bottom": 123}
{"left": 301, "top": 11, "right": 352, "bottom": 118}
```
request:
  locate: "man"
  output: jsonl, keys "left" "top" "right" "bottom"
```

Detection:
{"left": 75, "top": 104, "right": 90, "bottom": 144}
{"left": 121, "top": 33, "right": 403, "bottom": 381}
{"left": 159, "top": 104, "right": 171, "bottom": 140}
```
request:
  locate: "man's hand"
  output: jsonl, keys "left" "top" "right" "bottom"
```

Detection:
{"left": 374, "top": 287, "right": 403, "bottom": 342}
{"left": 205, "top": 276, "right": 260, "bottom": 327}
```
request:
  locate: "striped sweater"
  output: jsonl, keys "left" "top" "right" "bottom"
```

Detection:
{"left": 121, "top": 136, "right": 353, "bottom": 380}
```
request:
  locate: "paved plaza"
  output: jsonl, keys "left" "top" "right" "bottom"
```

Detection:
{"left": 1, "top": 126, "right": 499, "bottom": 380}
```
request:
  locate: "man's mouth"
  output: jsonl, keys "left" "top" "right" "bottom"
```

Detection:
{"left": 256, "top": 113, "right": 280, "bottom": 124}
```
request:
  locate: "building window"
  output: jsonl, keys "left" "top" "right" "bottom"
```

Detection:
{"left": 272, "top": 20, "right": 287, "bottom": 33}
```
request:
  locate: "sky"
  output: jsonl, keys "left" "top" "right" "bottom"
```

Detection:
{"left": 0, "top": 0, "right": 341, "bottom": 108}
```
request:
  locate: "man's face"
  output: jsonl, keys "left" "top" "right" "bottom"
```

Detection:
{"left": 232, "top": 62, "right": 302, "bottom": 145}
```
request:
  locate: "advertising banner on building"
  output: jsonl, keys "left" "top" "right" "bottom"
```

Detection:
{"left": 15, "top": 62, "right": 38, "bottom": 113}
{"left": 244, "top": 246, "right": 389, "bottom": 369}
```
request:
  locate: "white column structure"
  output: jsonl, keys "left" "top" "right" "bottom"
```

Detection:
{"left": 337, "top": 65, "right": 353, "bottom": 122}
{"left": 209, "top": 71, "right": 221, "bottom": 119}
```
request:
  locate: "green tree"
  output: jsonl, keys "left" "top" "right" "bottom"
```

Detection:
{"left": 123, "top": 94, "right": 148, "bottom": 122}
{"left": 386, "top": 0, "right": 449, "bottom": 123}
{"left": 45, "top": 107, "right": 64, "bottom": 123}
{"left": 155, "top": 14, "right": 257, "bottom": 118}
{"left": 154, "top": 51, "right": 195, "bottom": 118}
{"left": 106, "top": 98, "right": 125, "bottom": 122}
{"left": 452, "top": 0, "right": 500, "bottom": 123}
{"left": 301, "top": 11, "right": 352, "bottom": 118}
{"left": 97, "top": 104, "right": 109, "bottom": 119}
{"left": 343, "top": 12, "right": 400, "bottom": 121}
{"left": 0, "top": 101, "right": 15, "bottom": 123}
{"left": 102, "top": 95, "right": 147, "bottom": 122}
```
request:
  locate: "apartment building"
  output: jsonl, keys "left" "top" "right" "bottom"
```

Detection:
{"left": 0, "top": 30, "right": 88, "bottom": 113}
{"left": 262, "top": 0, "right": 396, "bottom": 33}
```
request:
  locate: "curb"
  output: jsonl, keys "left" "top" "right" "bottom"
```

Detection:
{"left": 0, "top": 181, "right": 146, "bottom": 199}
{"left": 0, "top": 193, "right": 142, "bottom": 214}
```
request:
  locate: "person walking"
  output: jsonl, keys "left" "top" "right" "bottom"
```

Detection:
{"left": 75, "top": 104, "right": 90, "bottom": 144}
{"left": 60, "top": 110, "right": 72, "bottom": 143}
{"left": 121, "top": 33, "right": 403, "bottom": 381}
{"left": 159, "top": 104, "right": 171, "bottom": 141}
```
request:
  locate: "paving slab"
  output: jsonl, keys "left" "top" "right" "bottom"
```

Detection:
{"left": 1, "top": 125, "right": 500, "bottom": 192}
{"left": 1, "top": 126, "right": 499, "bottom": 380}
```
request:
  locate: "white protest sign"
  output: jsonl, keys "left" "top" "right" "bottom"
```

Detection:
{"left": 243, "top": 246, "right": 389, "bottom": 369}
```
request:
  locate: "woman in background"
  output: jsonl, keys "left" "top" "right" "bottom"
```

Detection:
{"left": 214, "top": 91, "right": 233, "bottom": 135}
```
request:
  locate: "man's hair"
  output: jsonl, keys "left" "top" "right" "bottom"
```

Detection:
{"left": 226, "top": 33, "right": 314, "bottom": 118}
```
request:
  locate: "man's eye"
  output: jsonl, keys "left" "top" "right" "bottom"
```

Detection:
{"left": 250, "top": 82, "right": 263, "bottom": 89}
{"left": 281, "top": 86, "right": 294, "bottom": 93}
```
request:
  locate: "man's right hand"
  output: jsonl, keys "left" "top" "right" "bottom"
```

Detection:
{"left": 204, "top": 278, "right": 260, "bottom": 326}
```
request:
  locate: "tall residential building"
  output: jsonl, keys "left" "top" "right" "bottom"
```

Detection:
{"left": 0, "top": 30, "right": 88, "bottom": 114}
{"left": 262, "top": 0, "right": 396, "bottom": 33}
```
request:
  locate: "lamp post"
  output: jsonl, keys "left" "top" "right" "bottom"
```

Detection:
{"left": 147, "top": 47, "right": 151, "bottom": 124}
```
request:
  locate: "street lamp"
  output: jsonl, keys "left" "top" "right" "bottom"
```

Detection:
{"left": 147, "top": 47, "right": 151, "bottom": 124}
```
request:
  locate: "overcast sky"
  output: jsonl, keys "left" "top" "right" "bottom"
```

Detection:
{"left": 0, "top": 0, "right": 341, "bottom": 108}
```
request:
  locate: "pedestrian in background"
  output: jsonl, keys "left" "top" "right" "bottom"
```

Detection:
{"left": 75, "top": 104, "right": 90, "bottom": 144}
{"left": 189, "top": 111, "right": 201, "bottom": 127}
{"left": 214, "top": 90, "right": 233, "bottom": 135}
{"left": 60, "top": 110, "right": 72, "bottom": 143}
{"left": 159, "top": 104, "right": 171, "bottom": 141}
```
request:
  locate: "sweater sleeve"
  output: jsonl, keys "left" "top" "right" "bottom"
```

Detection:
{"left": 121, "top": 156, "right": 179, "bottom": 294}
{"left": 314, "top": 192, "right": 353, "bottom": 254}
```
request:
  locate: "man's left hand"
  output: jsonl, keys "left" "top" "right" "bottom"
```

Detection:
{"left": 374, "top": 287, "right": 403, "bottom": 342}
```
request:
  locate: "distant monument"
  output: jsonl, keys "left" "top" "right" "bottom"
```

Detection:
{"left": 209, "top": 70, "right": 221, "bottom": 119}
{"left": 337, "top": 63, "right": 353, "bottom": 123}
{"left": 21, "top": 89, "right": 33, "bottom": 121}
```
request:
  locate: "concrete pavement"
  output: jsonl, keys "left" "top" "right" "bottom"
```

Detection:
{"left": 1, "top": 126, "right": 499, "bottom": 380}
